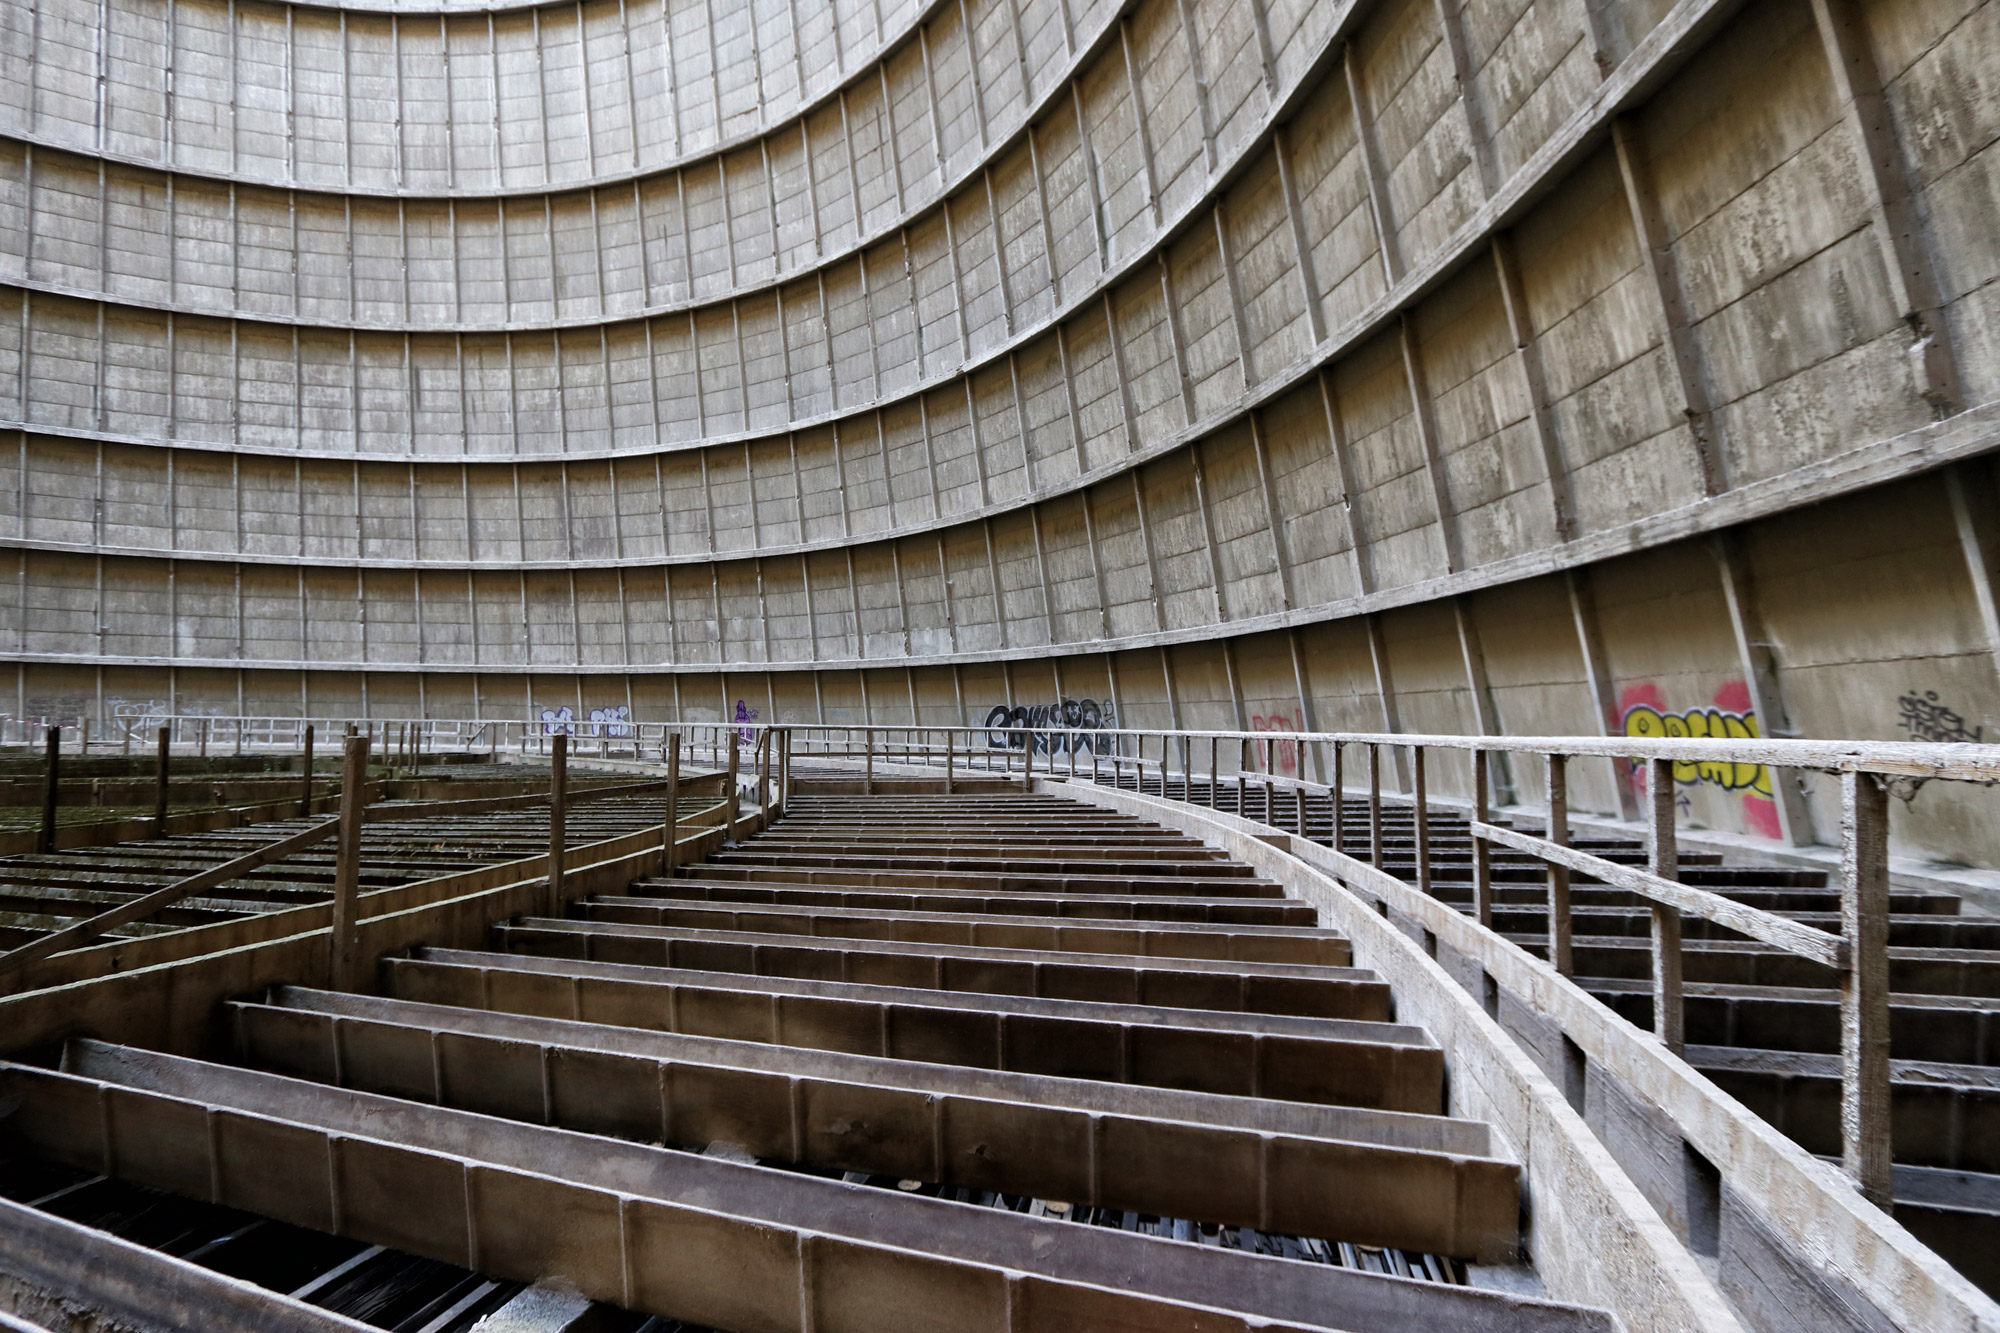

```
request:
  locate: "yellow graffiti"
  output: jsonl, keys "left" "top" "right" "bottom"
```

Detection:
{"left": 1622, "top": 705, "right": 1771, "bottom": 796}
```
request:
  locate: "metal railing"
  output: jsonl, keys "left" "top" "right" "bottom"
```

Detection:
{"left": 8, "top": 706, "right": 1989, "bottom": 1203}
{"left": 0, "top": 725, "right": 782, "bottom": 990}
{"left": 0, "top": 712, "right": 772, "bottom": 770}
{"left": 754, "top": 721, "right": 2000, "bottom": 1210}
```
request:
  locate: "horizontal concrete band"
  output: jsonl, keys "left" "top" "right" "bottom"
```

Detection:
{"left": 0, "top": 1046, "right": 1611, "bottom": 1333}
{"left": 577, "top": 894, "right": 1351, "bottom": 962}
{"left": 0, "top": 0, "right": 1733, "bottom": 436}
{"left": 255, "top": 982, "right": 1476, "bottom": 1149}
{"left": 389, "top": 948, "right": 1436, "bottom": 1108}
{"left": 604, "top": 864, "right": 1289, "bottom": 897}
{"left": 224, "top": 989, "right": 1518, "bottom": 1256}
{"left": 616, "top": 878, "right": 1321, "bottom": 922}
{"left": 8, "top": 397, "right": 1991, "bottom": 686}
{"left": 4, "top": 0, "right": 958, "bottom": 196}
{"left": 0, "top": 0, "right": 1118, "bottom": 302}
{"left": 0, "top": 0, "right": 1768, "bottom": 556}
{"left": 681, "top": 861, "right": 1286, "bottom": 891}
{"left": 493, "top": 916, "right": 1387, "bottom": 1017}
{"left": 703, "top": 852, "right": 1258, "bottom": 876}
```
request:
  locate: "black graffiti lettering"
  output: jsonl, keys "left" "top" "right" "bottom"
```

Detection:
{"left": 978, "top": 699, "right": 1116, "bottom": 754}
{"left": 1898, "top": 690, "right": 1984, "bottom": 744}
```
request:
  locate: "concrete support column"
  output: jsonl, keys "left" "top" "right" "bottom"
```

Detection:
{"left": 1712, "top": 532, "right": 1816, "bottom": 846}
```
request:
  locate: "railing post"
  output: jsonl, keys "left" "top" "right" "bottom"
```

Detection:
{"left": 330, "top": 735, "right": 371, "bottom": 992}
{"left": 864, "top": 728, "right": 874, "bottom": 795}
{"left": 778, "top": 729, "right": 790, "bottom": 816}
{"left": 546, "top": 733, "right": 569, "bottom": 917}
{"left": 38, "top": 725, "right": 59, "bottom": 854}
{"left": 1647, "top": 756, "right": 1684, "bottom": 1055}
{"left": 945, "top": 731, "right": 955, "bottom": 794}
{"left": 1411, "top": 745, "right": 1430, "bottom": 896}
{"left": 1547, "top": 754, "right": 1573, "bottom": 976}
{"left": 1841, "top": 767, "right": 1893, "bottom": 1208}
{"left": 1022, "top": 729, "right": 1033, "bottom": 785}
{"left": 198, "top": 716, "right": 209, "bottom": 760}
{"left": 727, "top": 731, "right": 742, "bottom": 841}
{"left": 756, "top": 730, "right": 771, "bottom": 824}
{"left": 1368, "top": 745, "right": 1384, "bottom": 868}
{"left": 152, "top": 720, "right": 170, "bottom": 824}
{"left": 663, "top": 734, "right": 681, "bottom": 873}
{"left": 1472, "top": 748, "right": 1493, "bottom": 928}
{"left": 1237, "top": 739, "right": 1249, "bottom": 816}
{"left": 301, "top": 724, "right": 315, "bottom": 815}
{"left": 1331, "top": 742, "right": 1344, "bottom": 852}
{"left": 1207, "top": 736, "right": 1218, "bottom": 807}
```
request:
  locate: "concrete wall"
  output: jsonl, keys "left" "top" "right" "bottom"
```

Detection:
{"left": 8, "top": 0, "right": 2000, "bottom": 865}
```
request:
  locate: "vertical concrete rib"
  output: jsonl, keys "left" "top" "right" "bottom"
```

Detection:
{"left": 1315, "top": 370, "right": 1372, "bottom": 596}
{"left": 1274, "top": 125, "right": 1328, "bottom": 344}
{"left": 1808, "top": 0, "right": 1961, "bottom": 415}
{"left": 1611, "top": 115, "right": 1724, "bottom": 498}
{"left": 1947, "top": 462, "right": 2000, "bottom": 688}
{"left": 1491, "top": 233, "right": 1575, "bottom": 542}
{"left": 1158, "top": 255, "right": 1201, "bottom": 426}
{"left": 1119, "top": 18, "right": 1163, "bottom": 228}
{"left": 1249, "top": 411, "right": 1296, "bottom": 611}
{"left": 1564, "top": 566, "right": 1639, "bottom": 822}
{"left": 1711, "top": 531, "right": 1816, "bottom": 846}
{"left": 1430, "top": 0, "right": 1498, "bottom": 194}
{"left": 1133, "top": 471, "right": 1168, "bottom": 632}
{"left": 1398, "top": 313, "right": 1460, "bottom": 575}
{"left": 1343, "top": 42, "right": 1401, "bottom": 284}
{"left": 1191, "top": 443, "right": 1228, "bottom": 623}
{"left": 1455, "top": 596, "right": 1516, "bottom": 802}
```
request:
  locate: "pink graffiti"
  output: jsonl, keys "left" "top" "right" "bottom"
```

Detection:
{"left": 1250, "top": 710, "right": 1305, "bottom": 775}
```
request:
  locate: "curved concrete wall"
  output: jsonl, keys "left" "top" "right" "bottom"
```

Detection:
{"left": 9, "top": 0, "right": 2000, "bottom": 864}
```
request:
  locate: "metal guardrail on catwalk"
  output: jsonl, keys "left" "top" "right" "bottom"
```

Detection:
{"left": 9, "top": 708, "right": 1996, "bottom": 1206}
{"left": 758, "top": 721, "right": 2000, "bottom": 1212}
{"left": 0, "top": 724, "right": 771, "bottom": 990}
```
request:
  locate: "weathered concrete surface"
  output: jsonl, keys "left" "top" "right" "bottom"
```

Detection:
{"left": 3, "top": 0, "right": 2000, "bottom": 889}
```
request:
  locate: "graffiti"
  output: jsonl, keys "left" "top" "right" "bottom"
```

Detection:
{"left": 541, "top": 705, "right": 635, "bottom": 738}
{"left": 1622, "top": 703, "right": 1771, "bottom": 795}
{"left": 1898, "top": 690, "right": 1983, "bottom": 743}
{"left": 588, "top": 705, "right": 634, "bottom": 738}
{"left": 981, "top": 699, "right": 1116, "bottom": 755}
{"left": 104, "top": 698, "right": 226, "bottom": 737}
{"left": 734, "top": 700, "right": 759, "bottom": 744}
{"left": 1620, "top": 682, "right": 1780, "bottom": 839}
{"left": 1250, "top": 709, "right": 1304, "bottom": 775}
{"left": 108, "top": 697, "right": 170, "bottom": 736}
